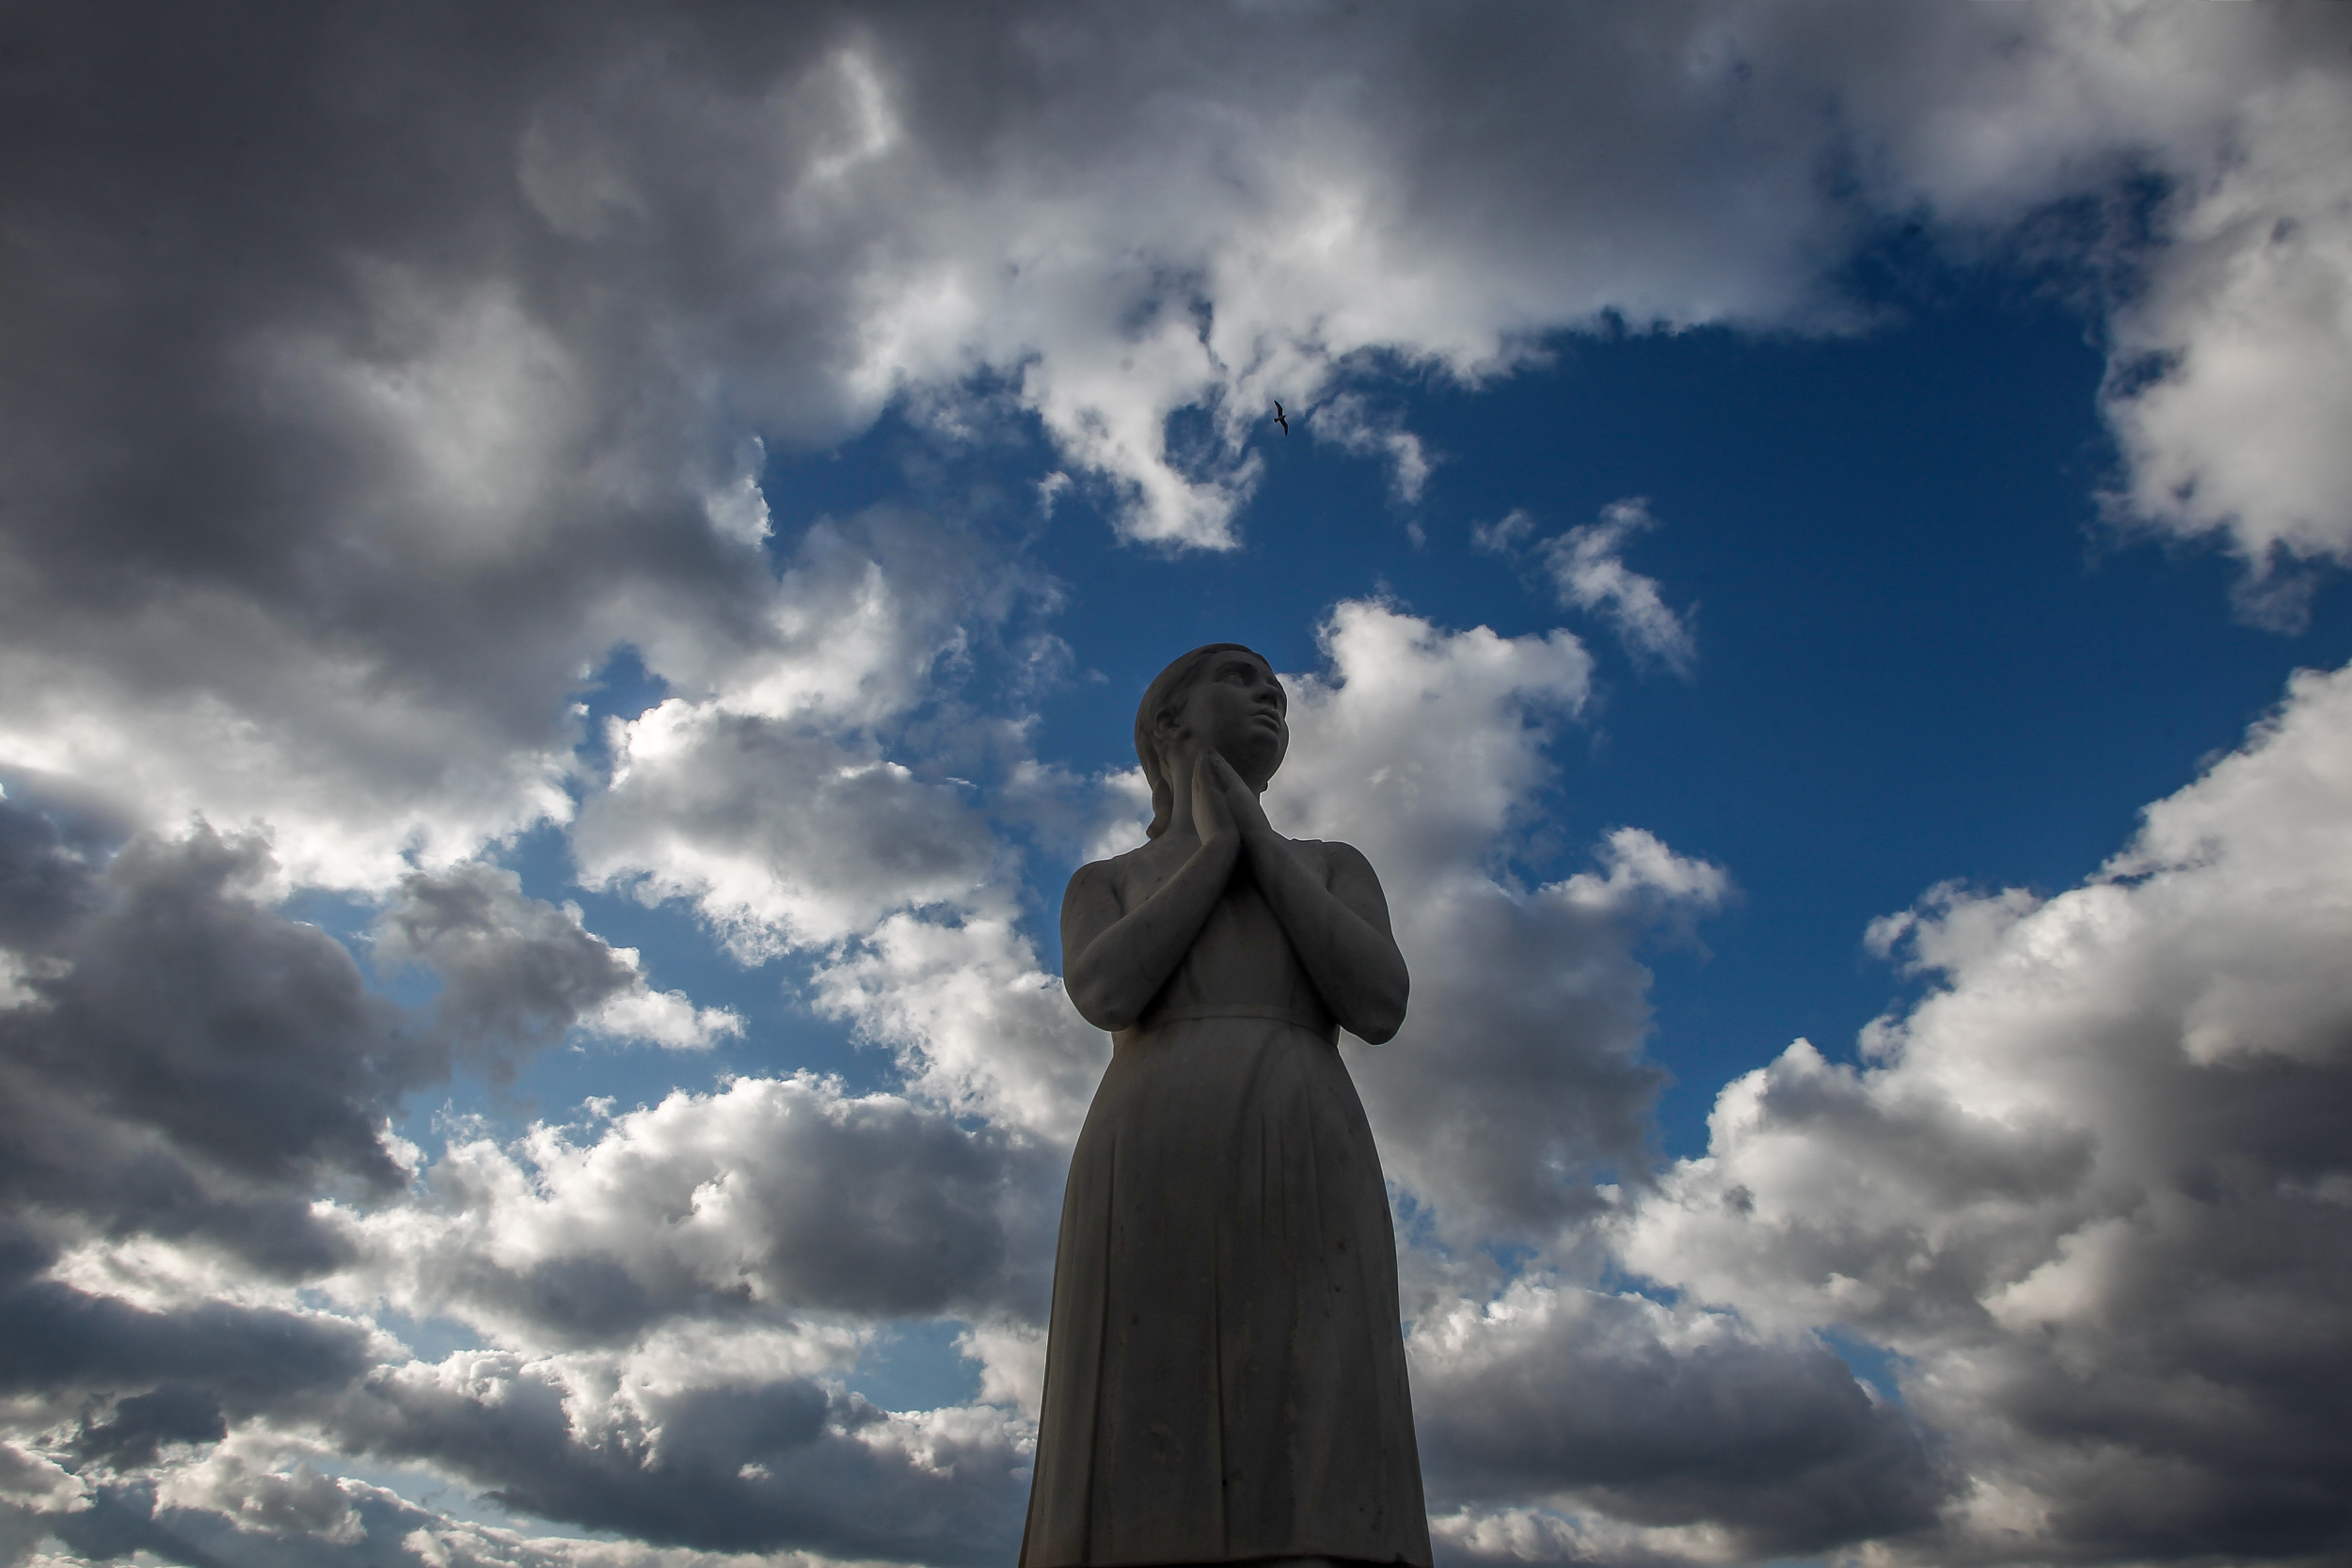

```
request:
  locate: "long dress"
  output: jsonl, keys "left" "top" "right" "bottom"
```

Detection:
{"left": 1020, "top": 845, "right": 1432, "bottom": 1568}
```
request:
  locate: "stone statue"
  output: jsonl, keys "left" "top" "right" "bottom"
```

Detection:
{"left": 1021, "top": 644, "right": 1432, "bottom": 1568}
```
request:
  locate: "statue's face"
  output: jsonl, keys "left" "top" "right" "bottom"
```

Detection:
{"left": 1165, "top": 650, "right": 1288, "bottom": 786}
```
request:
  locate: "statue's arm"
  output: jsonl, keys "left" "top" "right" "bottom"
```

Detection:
{"left": 1197, "top": 754, "right": 1407, "bottom": 1042}
{"left": 1250, "top": 835, "right": 1408, "bottom": 1043}
{"left": 1060, "top": 841, "right": 1238, "bottom": 1033}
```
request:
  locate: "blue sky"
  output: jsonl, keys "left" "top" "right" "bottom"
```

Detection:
{"left": 4, "top": 7, "right": 2352, "bottom": 1568}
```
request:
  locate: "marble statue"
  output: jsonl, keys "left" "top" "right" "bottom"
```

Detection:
{"left": 1021, "top": 644, "right": 1432, "bottom": 1568}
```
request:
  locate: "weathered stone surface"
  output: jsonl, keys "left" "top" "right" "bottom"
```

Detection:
{"left": 1022, "top": 644, "right": 1430, "bottom": 1568}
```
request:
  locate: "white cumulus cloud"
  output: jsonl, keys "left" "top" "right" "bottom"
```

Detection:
{"left": 1267, "top": 602, "right": 1727, "bottom": 1256}
{"left": 1614, "top": 657, "right": 2352, "bottom": 1562}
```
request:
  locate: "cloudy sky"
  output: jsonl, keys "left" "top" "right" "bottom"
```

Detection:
{"left": 4, "top": 4, "right": 2351, "bottom": 1566}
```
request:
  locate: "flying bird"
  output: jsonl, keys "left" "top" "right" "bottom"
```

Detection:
{"left": 1273, "top": 400, "right": 1289, "bottom": 435}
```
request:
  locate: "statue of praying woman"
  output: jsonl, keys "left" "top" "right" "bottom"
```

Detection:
{"left": 1021, "top": 644, "right": 1432, "bottom": 1568}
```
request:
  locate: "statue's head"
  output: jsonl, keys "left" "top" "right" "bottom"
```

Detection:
{"left": 1135, "top": 643, "right": 1288, "bottom": 838}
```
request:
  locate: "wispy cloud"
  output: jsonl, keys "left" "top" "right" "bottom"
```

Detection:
{"left": 1307, "top": 393, "right": 1435, "bottom": 505}
{"left": 1539, "top": 499, "right": 1697, "bottom": 675}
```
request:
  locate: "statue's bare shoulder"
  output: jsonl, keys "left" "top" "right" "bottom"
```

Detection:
{"left": 1136, "top": 832, "right": 1349, "bottom": 885}
{"left": 1288, "top": 838, "right": 1395, "bottom": 935}
{"left": 1062, "top": 843, "right": 1180, "bottom": 934}
{"left": 1072, "top": 837, "right": 1392, "bottom": 944}
{"left": 1284, "top": 835, "right": 1367, "bottom": 875}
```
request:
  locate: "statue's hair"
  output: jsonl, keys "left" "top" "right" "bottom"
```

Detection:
{"left": 1134, "top": 643, "right": 1266, "bottom": 839}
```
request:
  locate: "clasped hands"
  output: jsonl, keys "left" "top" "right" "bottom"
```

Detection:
{"left": 1187, "top": 750, "right": 1283, "bottom": 863}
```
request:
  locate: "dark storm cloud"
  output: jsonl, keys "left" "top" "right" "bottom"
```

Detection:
{"left": 18, "top": 827, "right": 421, "bottom": 1188}
{"left": 0, "top": 800, "right": 724, "bottom": 1275}
{"left": 331, "top": 1357, "right": 1025, "bottom": 1564}
{"left": 50, "top": 1488, "right": 237, "bottom": 1568}
{"left": 72, "top": 1386, "right": 228, "bottom": 1471}
{"left": 374, "top": 863, "right": 638, "bottom": 1057}
{"left": 0, "top": 1281, "right": 365, "bottom": 1408}
{"left": 0, "top": 807, "right": 427, "bottom": 1280}
{"left": 0, "top": 0, "right": 776, "bottom": 625}
{"left": 1413, "top": 1286, "right": 1946, "bottom": 1560}
{"left": 0, "top": 800, "right": 98, "bottom": 951}
{"left": 137, "top": 1476, "right": 606, "bottom": 1568}
{"left": 0, "top": 1267, "right": 369, "bottom": 1417}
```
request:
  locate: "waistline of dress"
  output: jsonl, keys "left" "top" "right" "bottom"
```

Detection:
{"left": 1122, "top": 1002, "right": 1339, "bottom": 1043}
